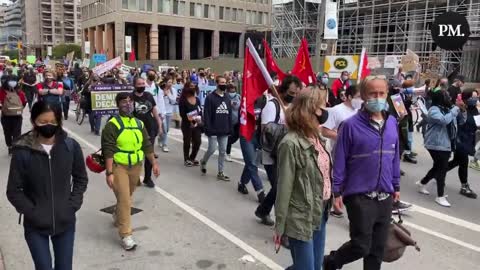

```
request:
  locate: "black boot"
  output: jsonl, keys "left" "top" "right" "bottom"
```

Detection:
{"left": 403, "top": 154, "right": 418, "bottom": 164}
{"left": 237, "top": 183, "right": 248, "bottom": 195}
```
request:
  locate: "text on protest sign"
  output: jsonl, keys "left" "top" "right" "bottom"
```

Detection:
{"left": 91, "top": 84, "right": 134, "bottom": 115}
{"left": 92, "top": 56, "right": 122, "bottom": 76}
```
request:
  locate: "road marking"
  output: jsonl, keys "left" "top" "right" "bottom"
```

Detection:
{"left": 64, "top": 121, "right": 480, "bottom": 254}
{"left": 63, "top": 122, "right": 283, "bottom": 270}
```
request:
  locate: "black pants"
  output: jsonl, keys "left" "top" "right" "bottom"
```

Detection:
{"left": 144, "top": 131, "right": 157, "bottom": 182}
{"left": 1, "top": 116, "right": 22, "bottom": 148}
{"left": 329, "top": 195, "right": 393, "bottom": 270}
{"left": 421, "top": 149, "right": 451, "bottom": 197}
{"left": 63, "top": 96, "right": 70, "bottom": 119}
{"left": 256, "top": 164, "right": 277, "bottom": 216}
{"left": 24, "top": 86, "right": 36, "bottom": 111}
{"left": 226, "top": 123, "right": 240, "bottom": 155}
{"left": 447, "top": 150, "right": 469, "bottom": 185}
{"left": 181, "top": 124, "right": 202, "bottom": 162}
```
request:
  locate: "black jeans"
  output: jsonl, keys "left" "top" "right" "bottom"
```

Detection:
{"left": 256, "top": 164, "right": 277, "bottom": 216}
{"left": 181, "top": 124, "right": 202, "bottom": 162}
{"left": 329, "top": 195, "right": 393, "bottom": 270}
{"left": 421, "top": 149, "right": 451, "bottom": 197}
{"left": 447, "top": 150, "right": 469, "bottom": 185}
{"left": 24, "top": 85, "right": 36, "bottom": 111}
{"left": 226, "top": 123, "right": 240, "bottom": 155}
{"left": 63, "top": 96, "right": 70, "bottom": 119}
{"left": 1, "top": 116, "right": 22, "bottom": 148}
{"left": 144, "top": 130, "right": 157, "bottom": 182}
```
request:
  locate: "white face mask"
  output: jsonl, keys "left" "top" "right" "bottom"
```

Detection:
{"left": 8, "top": 81, "right": 17, "bottom": 89}
{"left": 352, "top": 97, "right": 364, "bottom": 110}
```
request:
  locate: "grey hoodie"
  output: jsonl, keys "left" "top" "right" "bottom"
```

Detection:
{"left": 229, "top": 93, "right": 241, "bottom": 126}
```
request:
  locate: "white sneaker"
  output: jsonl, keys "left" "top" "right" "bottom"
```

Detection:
{"left": 122, "top": 235, "right": 137, "bottom": 250}
{"left": 416, "top": 181, "right": 430, "bottom": 195}
{"left": 435, "top": 196, "right": 451, "bottom": 207}
{"left": 162, "top": 145, "right": 169, "bottom": 153}
{"left": 225, "top": 155, "right": 233, "bottom": 162}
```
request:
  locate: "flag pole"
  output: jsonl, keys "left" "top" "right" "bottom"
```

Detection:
{"left": 357, "top": 47, "right": 366, "bottom": 84}
{"left": 246, "top": 39, "right": 286, "bottom": 113}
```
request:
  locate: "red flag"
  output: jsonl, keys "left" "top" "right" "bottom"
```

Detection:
{"left": 240, "top": 44, "right": 270, "bottom": 141}
{"left": 128, "top": 48, "right": 136, "bottom": 62}
{"left": 359, "top": 47, "right": 371, "bottom": 81}
{"left": 263, "top": 39, "right": 286, "bottom": 82}
{"left": 291, "top": 38, "right": 316, "bottom": 85}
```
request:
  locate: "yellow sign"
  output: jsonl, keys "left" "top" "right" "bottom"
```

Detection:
{"left": 324, "top": 55, "right": 360, "bottom": 79}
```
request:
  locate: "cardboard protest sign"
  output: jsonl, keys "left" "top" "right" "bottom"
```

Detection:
{"left": 92, "top": 57, "right": 122, "bottom": 76}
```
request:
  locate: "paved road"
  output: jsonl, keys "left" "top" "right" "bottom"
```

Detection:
{"left": 0, "top": 110, "right": 479, "bottom": 270}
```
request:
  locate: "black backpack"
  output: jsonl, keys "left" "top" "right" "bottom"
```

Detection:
{"left": 254, "top": 96, "right": 280, "bottom": 148}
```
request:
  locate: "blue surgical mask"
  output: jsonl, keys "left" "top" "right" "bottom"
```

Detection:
{"left": 321, "top": 78, "right": 329, "bottom": 85}
{"left": 467, "top": 97, "right": 478, "bottom": 107}
{"left": 229, "top": 92, "right": 236, "bottom": 99}
{"left": 365, "top": 98, "right": 387, "bottom": 113}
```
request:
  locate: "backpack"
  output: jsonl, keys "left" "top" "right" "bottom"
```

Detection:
{"left": 257, "top": 98, "right": 287, "bottom": 161}
{"left": 383, "top": 214, "right": 420, "bottom": 263}
{"left": 2, "top": 90, "right": 23, "bottom": 116}
{"left": 254, "top": 96, "right": 280, "bottom": 148}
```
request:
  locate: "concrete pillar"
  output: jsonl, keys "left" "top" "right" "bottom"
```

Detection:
{"left": 238, "top": 32, "right": 245, "bottom": 58}
{"left": 183, "top": 27, "right": 190, "bottom": 60}
{"left": 197, "top": 31, "right": 205, "bottom": 59}
{"left": 212, "top": 30, "right": 220, "bottom": 58}
{"left": 150, "top": 24, "right": 159, "bottom": 60}
{"left": 168, "top": 28, "right": 176, "bottom": 60}
{"left": 89, "top": 27, "right": 96, "bottom": 54}
{"left": 105, "top": 24, "right": 114, "bottom": 60}
{"left": 114, "top": 21, "right": 125, "bottom": 61}
{"left": 138, "top": 25, "right": 147, "bottom": 60}
{"left": 95, "top": 25, "right": 104, "bottom": 54}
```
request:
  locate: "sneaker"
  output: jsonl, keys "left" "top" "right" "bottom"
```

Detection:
{"left": 121, "top": 235, "right": 137, "bottom": 251}
{"left": 225, "top": 155, "right": 233, "bottom": 162}
{"left": 254, "top": 209, "right": 275, "bottom": 226}
{"left": 257, "top": 191, "right": 266, "bottom": 204}
{"left": 238, "top": 183, "right": 248, "bottom": 195}
{"left": 217, "top": 172, "right": 230, "bottom": 182}
{"left": 392, "top": 200, "right": 413, "bottom": 214}
{"left": 323, "top": 252, "right": 337, "bottom": 270}
{"left": 143, "top": 178, "right": 155, "bottom": 188}
{"left": 184, "top": 160, "right": 194, "bottom": 167}
{"left": 200, "top": 161, "right": 207, "bottom": 174}
{"left": 330, "top": 210, "right": 344, "bottom": 218}
{"left": 416, "top": 181, "right": 430, "bottom": 195}
{"left": 162, "top": 145, "right": 169, "bottom": 153}
{"left": 192, "top": 160, "right": 200, "bottom": 166}
{"left": 411, "top": 152, "right": 418, "bottom": 157}
{"left": 403, "top": 154, "right": 418, "bottom": 164}
{"left": 460, "top": 184, "right": 477, "bottom": 199}
{"left": 400, "top": 170, "right": 405, "bottom": 176}
{"left": 469, "top": 161, "right": 480, "bottom": 171}
{"left": 435, "top": 196, "right": 451, "bottom": 207}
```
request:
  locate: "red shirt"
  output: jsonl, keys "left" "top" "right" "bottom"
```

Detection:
{"left": 331, "top": 78, "right": 350, "bottom": 98}
{"left": 0, "top": 88, "right": 27, "bottom": 107}
{"left": 36, "top": 81, "right": 63, "bottom": 94}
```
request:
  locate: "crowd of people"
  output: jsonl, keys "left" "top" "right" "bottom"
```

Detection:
{"left": 1, "top": 58, "right": 479, "bottom": 270}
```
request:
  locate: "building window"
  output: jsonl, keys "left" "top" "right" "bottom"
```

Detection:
{"left": 189, "top": 2, "right": 195, "bottom": 16}
{"left": 204, "top": 4, "right": 209, "bottom": 19}
{"left": 225, "top": 7, "right": 230, "bottom": 21}
{"left": 139, "top": 0, "right": 145, "bottom": 11}
{"left": 262, "top": 12, "right": 267, "bottom": 25}
{"left": 195, "top": 3, "right": 202, "bottom": 18}
{"left": 246, "top": 10, "right": 250, "bottom": 24}
{"left": 232, "top": 8, "right": 237, "bottom": 21}
{"left": 122, "top": 0, "right": 128, "bottom": 9}
{"left": 209, "top": 5, "right": 215, "bottom": 19}
{"left": 173, "top": 0, "right": 179, "bottom": 14}
{"left": 219, "top": 6, "right": 224, "bottom": 20}
{"left": 256, "top": 11, "right": 262, "bottom": 24}
{"left": 178, "top": 1, "right": 185, "bottom": 15}
{"left": 147, "top": 0, "right": 152, "bottom": 11}
{"left": 158, "top": 0, "right": 170, "bottom": 13}
{"left": 128, "top": 0, "right": 137, "bottom": 10}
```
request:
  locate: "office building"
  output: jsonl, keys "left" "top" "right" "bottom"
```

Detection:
{"left": 80, "top": 0, "right": 272, "bottom": 61}
{"left": 0, "top": 0, "right": 22, "bottom": 49}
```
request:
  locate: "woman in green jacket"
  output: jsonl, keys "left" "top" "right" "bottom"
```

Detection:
{"left": 274, "top": 87, "right": 332, "bottom": 270}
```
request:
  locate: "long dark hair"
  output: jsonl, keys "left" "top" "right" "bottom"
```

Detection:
{"left": 179, "top": 81, "right": 198, "bottom": 103}
{"left": 30, "top": 101, "right": 63, "bottom": 130}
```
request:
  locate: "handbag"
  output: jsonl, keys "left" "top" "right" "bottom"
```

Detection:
{"left": 383, "top": 211, "right": 421, "bottom": 263}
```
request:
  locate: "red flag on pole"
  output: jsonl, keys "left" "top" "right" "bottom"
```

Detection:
{"left": 291, "top": 38, "right": 317, "bottom": 85}
{"left": 263, "top": 39, "right": 286, "bottom": 82}
{"left": 128, "top": 48, "right": 136, "bottom": 62}
{"left": 357, "top": 47, "right": 371, "bottom": 83}
{"left": 240, "top": 39, "right": 273, "bottom": 141}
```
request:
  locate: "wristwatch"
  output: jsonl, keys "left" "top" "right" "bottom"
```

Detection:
{"left": 106, "top": 171, "right": 113, "bottom": 176}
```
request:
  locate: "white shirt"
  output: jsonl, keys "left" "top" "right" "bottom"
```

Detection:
{"left": 41, "top": 144, "right": 53, "bottom": 155}
{"left": 145, "top": 80, "right": 166, "bottom": 116}
{"left": 261, "top": 95, "right": 286, "bottom": 165}
{"left": 323, "top": 103, "right": 357, "bottom": 152}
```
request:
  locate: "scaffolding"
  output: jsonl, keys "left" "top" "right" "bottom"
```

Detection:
{"left": 272, "top": 0, "right": 480, "bottom": 81}
{"left": 272, "top": 0, "right": 321, "bottom": 58}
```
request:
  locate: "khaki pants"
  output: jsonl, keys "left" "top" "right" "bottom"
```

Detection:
{"left": 113, "top": 163, "right": 142, "bottom": 238}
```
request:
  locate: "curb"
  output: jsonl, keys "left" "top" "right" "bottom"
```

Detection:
{"left": 0, "top": 248, "right": 4, "bottom": 270}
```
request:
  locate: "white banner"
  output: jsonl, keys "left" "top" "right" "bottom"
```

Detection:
{"left": 324, "top": 2, "right": 338, "bottom": 40}
{"left": 92, "top": 56, "right": 122, "bottom": 75}
{"left": 384, "top": 55, "right": 401, "bottom": 69}
{"left": 84, "top": 41, "right": 91, "bottom": 55}
{"left": 125, "top": 36, "right": 132, "bottom": 53}
{"left": 47, "top": 46, "right": 52, "bottom": 56}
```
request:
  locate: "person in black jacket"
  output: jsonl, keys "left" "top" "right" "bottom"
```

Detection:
{"left": 6, "top": 100, "right": 88, "bottom": 270}
{"left": 179, "top": 81, "right": 203, "bottom": 167}
{"left": 200, "top": 75, "right": 232, "bottom": 181}
{"left": 446, "top": 89, "right": 478, "bottom": 199}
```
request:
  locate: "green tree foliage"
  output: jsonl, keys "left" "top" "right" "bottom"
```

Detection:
{"left": 1, "top": 49, "right": 20, "bottom": 60}
{"left": 52, "top": 44, "right": 82, "bottom": 59}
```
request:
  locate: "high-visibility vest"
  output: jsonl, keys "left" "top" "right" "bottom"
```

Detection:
{"left": 110, "top": 115, "right": 145, "bottom": 166}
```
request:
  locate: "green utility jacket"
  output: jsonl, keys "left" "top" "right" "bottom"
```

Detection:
{"left": 274, "top": 132, "right": 327, "bottom": 242}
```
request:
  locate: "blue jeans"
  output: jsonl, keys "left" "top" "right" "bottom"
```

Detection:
{"left": 88, "top": 113, "right": 102, "bottom": 134}
{"left": 287, "top": 212, "right": 328, "bottom": 270}
{"left": 24, "top": 224, "right": 76, "bottom": 270}
{"left": 161, "top": 113, "right": 173, "bottom": 146}
{"left": 202, "top": 135, "right": 228, "bottom": 173}
{"left": 239, "top": 136, "right": 263, "bottom": 191}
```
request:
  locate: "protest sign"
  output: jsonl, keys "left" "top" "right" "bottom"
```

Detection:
{"left": 26, "top": 55, "right": 36, "bottom": 64}
{"left": 92, "top": 56, "right": 122, "bottom": 76}
{"left": 198, "top": 85, "right": 217, "bottom": 106}
{"left": 391, "top": 94, "right": 408, "bottom": 118}
{"left": 384, "top": 55, "right": 401, "bottom": 69}
{"left": 324, "top": 55, "right": 360, "bottom": 79}
{"left": 91, "top": 84, "right": 134, "bottom": 115}
{"left": 82, "top": 58, "right": 90, "bottom": 68}
{"left": 93, "top": 54, "right": 107, "bottom": 64}
{"left": 401, "top": 50, "right": 420, "bottom": 72}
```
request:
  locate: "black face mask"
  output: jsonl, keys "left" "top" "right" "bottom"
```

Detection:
{"left": 135, "top": 87, "right": 145, "bottom": 93}
{"left": 218, "top": 85, "right": 227, "bottom": 91}
{"left": 35, "top": 124, "right": 58, "bottom": 138}
{"left": 284, "top": 94, "right": 295, "bottom": 104}
{"left": 316, "top": 109, "right": 329, "bottom": 125}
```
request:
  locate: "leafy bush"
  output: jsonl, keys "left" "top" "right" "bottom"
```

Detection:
{"left": 52, "top": 44, "right": 82, "bottom": 59}
{"left": 1, "top": 49, "right": 20, "bottom": 60}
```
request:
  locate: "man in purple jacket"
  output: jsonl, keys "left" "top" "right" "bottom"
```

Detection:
{"left": 324, "top": 77, "right": 401, "bottom": 270}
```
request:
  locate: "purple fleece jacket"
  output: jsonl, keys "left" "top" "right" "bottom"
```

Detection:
{"left": 333, "top": 110, "right": 401, "bottom": 197}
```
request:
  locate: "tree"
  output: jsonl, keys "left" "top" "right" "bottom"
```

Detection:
{"left": 52, "top": 44, "right": 82, "bottom": 60}
{"left": 1, "top": 49, "right": 20, "bottom": 60}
